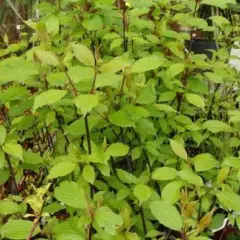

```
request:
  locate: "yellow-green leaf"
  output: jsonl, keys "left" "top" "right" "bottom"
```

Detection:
{"left": 169, "top": 139, "right": 188, "bottom": 160}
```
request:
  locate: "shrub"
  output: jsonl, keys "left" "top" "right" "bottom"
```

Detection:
{"left": 0, "top": 0, "right": 240, "bottom": 239}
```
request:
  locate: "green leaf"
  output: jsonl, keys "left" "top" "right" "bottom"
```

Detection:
{"left": 54, "top": 181, "right": 87, "bottom": 209}
{"left": 204, "top": 72, "right": 223, "bottom": 84}
{"left": 48, "top": 162, "right": 77, "bottom": 179}
{"left": 34, "top": 50, "right": 59, "bottom": 66}
{"left": 3, "top": 143, "right": 23, "bottom": 160}
{"left": 169, "top": 139, "right": 188, "bottom": 160}
{"left": 117, "top": 169, "right": 137, "bottom": 184}
{"left": 68, "top": 66, "right": 95, "bottom": 83}
{"left": 82, "top": 15, "right": 103, "bottom": 31}
{"left": 99, "top": 56, "right": 128, "bottom": 73}
{"left": 47, "top": 72, "right": 68, "bottom": 86}
{"left": 95, "top": 73, "right": 122, "bottom": 88}
{"left": 223, "top": 156, "right": 240, "bottom": 168}
{"left": 0, "top": 169, "right": 10, "bottom": 185}
{"left": 74, "top": 94, "right": 99, "bottom": 116}
{"left": 131, "top": 55, "right": 163, "bottom": 73}
{"left": 155, "top": 104, "right": 177, "bottom": 113}
{"left": 136, "top": 85, "right": 156, "bottom": 104}
{"left": 210, "top": 16, "right": 230, "bottom": 26}
{"left": 162, "top": 181, "right": 184, "bottom": 204}
{"left": 201, "top": 0, "right": 236, "bottom": 9}
{"left": 110, "top": 38, "right": 123, "bottom": 50}
{"left": 217, "top": 191, "right": 240, "bottom": 211}
{"left": 43, "top": 202, "right": 65, "bottom": 214}
{"left": 23, "top": 151, "right": 43, "bottom": 165}
{"left": 107, "top": 143, "right": 130, "bottom": 157}
{"left": 109, "top": 110, "right": 135, "bottom": 127}
{"left": 159, "top": 92, "right": 176, "bottom": 102}
{"left": 33, "top": 90, "right": 67, "bottom": 112}
{"left": 83, "top": 164, "right": 95, "bottom": 184}
{"left": 152, "top": 167, "right": 177, "bottom": 181}
{"left": 131, "top": 147, "right": 142, "bottom": 160}
{"left": 166, "top": 42, "right": 184, "bottom": 59}
{"left": 0, "top": 219, "right": 40, "bottom": 239}
{"left": 0, "top": 57, "right": 38, "bottom": 84}
{"left": 66, "top": 116, "right": 99, "bottom": 136}
{"left": 0, "top": 201, "right": 21, "bottom": 215}
{"left": 123, "top": 104, "right": 149, "bottom": 120}
{"left": 46, "top": 16, "right": 59, "bottom": 35}
{"left": 133, "top": 184, "right": 152, "bottom": 204}
{"left": 209, "top": 214, "right": 226, "bottom": 230}
{"left": 146, "top": 230, "right": 162, "bottom": 238}
{"left": 188, "top": 17, "right": 208, "bottom": 28}
{"left": 185, "top": 93, "right": 205, "bottom": 109}
{"left": 167, "top": 63, "right": 185, "bottom": 78}
{"left": 150, "top": 201, "right": 183, "bottom": 231}
{"left": 0, "top": 125, "right": 6, "bottom": 145}
{"left": 72, "top": 44, "right": 95, "bottom": 67}
{"left": 94, "top": 206, "right": 123, "bottom": 235}
{"left": 193, "top": 153, "right": 217, "bottom": 172}
{"left": 178, "top": 169, "right": 203, "bottom": 186}
{"left": 202, "top": 120, "right": 232, "bottom": 133}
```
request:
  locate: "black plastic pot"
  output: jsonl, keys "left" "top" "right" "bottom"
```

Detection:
{"left": 187, "top": 39, "right": 217, "bottom": 59}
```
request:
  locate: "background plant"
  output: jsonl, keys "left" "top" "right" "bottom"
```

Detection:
{"left": 0, "top": 0, "right": 240, "bottom": 240}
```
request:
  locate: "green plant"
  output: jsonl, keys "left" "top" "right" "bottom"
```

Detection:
{"left": 0, "top": 0, "right": 240, "bottom": 239}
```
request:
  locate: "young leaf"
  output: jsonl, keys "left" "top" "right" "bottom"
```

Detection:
{"left": 197, "top": 208, "right": 216, "bottom": 233}
{"left": 83, "top": 164, "right": 95, "bottom": 184}
{"left": 169, "top": 139, "right": 188, "bottom": 160}
{"left": 72, "top": 44, "right": 95, "bottom": 67}
{"left": 0, "top": 125, "right": 6, "bottom": 145}
{"left": 33, "top": 90, "right": 67, "bottom": 112}
{"left": 152, "top": 167, "right": 177, "bottom": 181}
{"left": 74, "top": 94, "right": 99, "bottom": 116}
{"left": 185, "top": 93, "right": 205, "bottom": 109}
{"left": 94, "top": 206, "right": 123, "bottom": 235}
{"left": 131, "top": 55, "right": 163, "bottom": 73}
{"left": 193, "top": 153, "right": 217, "bottom": 172}
{"left": 202, "top": 120, "right": 232, "bottom": 133}
{"left": 133, "top": 184, "right": 152, "bottom": 204}
{"left": 1, "top": 220, "right": 40, "bottom": 239}
{"left": 150, "top": 201, "right": 183, "bottom": 231}
{"left": 3, "top": 143, "right": 23, "bottom": 160}
{"left": 48, "top": 162, "right": 77, "bottom": 179}
{"left": 106, "top": 143, "right": 130, "bottom": 157}
{"left": 34, "top": 50, "right": 59, "bottom": 66}
{"left": 54, "top": 181, "right": 87, "bottom": 209}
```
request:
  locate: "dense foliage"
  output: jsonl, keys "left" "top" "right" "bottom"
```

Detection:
{"left": 0, "top": 0, "right": 240, "bottom": 239}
